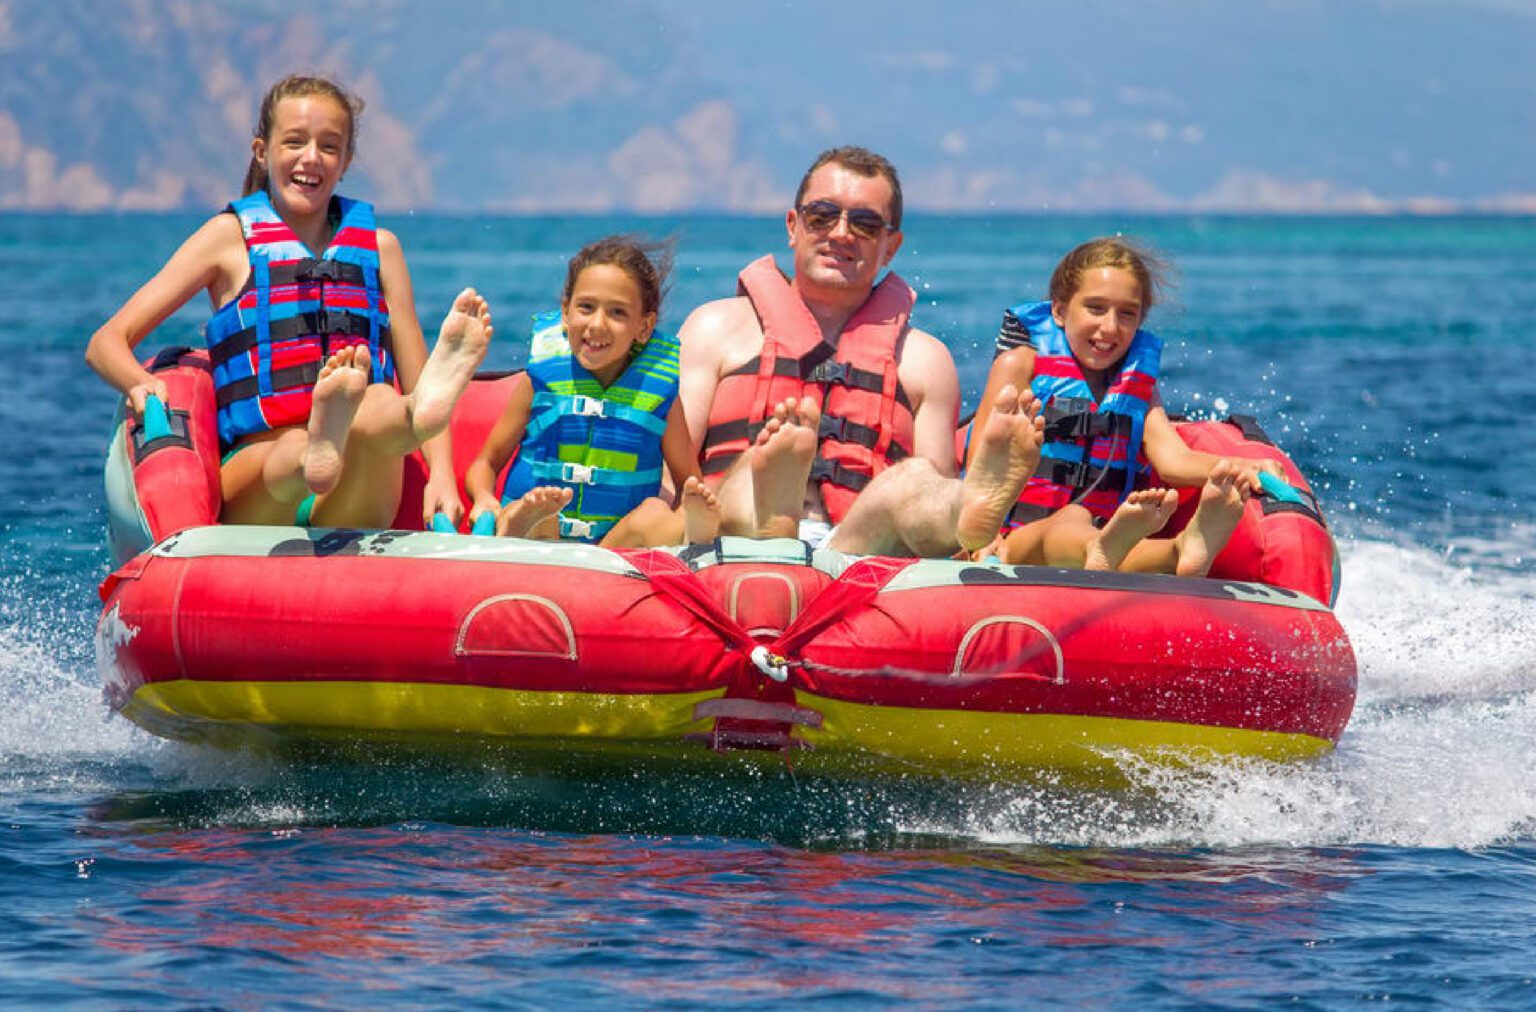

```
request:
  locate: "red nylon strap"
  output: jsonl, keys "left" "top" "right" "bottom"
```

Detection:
{"left": 771, "top": 555, "right": 915, "bottom": 659}
{"left": 620, "top": 550, "right": 919, "bottom": 680}
{"left": 622, "top": 549, "right": 759, "bottom": 654}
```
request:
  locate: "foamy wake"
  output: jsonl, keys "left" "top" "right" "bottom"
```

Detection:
{"left": 951, "top": 536, "right": 1536, "bottom": 850}
{"left": 0, "top": 611, "right": 281, "bottom": 797}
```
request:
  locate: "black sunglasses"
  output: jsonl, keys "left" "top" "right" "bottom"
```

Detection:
{"left": 796, "top": 199, "right": 896, "bottom": 240}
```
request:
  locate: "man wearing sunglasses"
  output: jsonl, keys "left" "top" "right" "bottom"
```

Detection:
{"left": 641, "top": 145, "right": 964, "bottom": 548}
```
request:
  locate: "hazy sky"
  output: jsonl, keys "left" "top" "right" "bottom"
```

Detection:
{"left": 2, "top": 0, "right": 1532, "bottom": 212}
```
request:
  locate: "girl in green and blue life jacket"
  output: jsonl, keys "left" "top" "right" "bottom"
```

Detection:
{"left": 464, "top": 237, "right": 718, "bottom": 545}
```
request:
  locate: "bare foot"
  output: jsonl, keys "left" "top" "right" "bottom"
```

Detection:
{"left": 1084, "top": 488, "right": 1179, "bottom": 571}
{"left": 956, "top": 385, "right": 1045, "bottom": 552}
{"left": 751, "top": 397, "right": 820, "bottom": 539}
{"left": 303, "top": 345, "right": 370, "bottom": 496}
{"left": 1174, "top": 460, "right": 1250, "bottom": 577}
{"left": 410, "top": 288, "right": 494, "bottom": 442}
{"left": 681, "top": 476, "right": 721, "bottom": 544}
{"left": 496, "top": 486, "right": 572, "bottom": 539}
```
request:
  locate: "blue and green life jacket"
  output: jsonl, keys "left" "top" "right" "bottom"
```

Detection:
{"left": 502, "top": 311, "right": 680, "bottom": 542}
{"left": 1008, "top": 300, "right": 1162, "bottom": 527}
{"left": 204, "top": 191, "right": 393, "bottom": 448}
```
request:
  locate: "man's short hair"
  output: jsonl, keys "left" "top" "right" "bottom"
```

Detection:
{"left": 793, "top": 146, "right": 903, "bottom": 230}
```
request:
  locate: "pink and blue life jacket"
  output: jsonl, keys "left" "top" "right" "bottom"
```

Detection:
{"left": 205, "top": 191, "right": 393, "bottom": 448}
{"left": 1007, "top": 300, "right": 1162, "bottom": 527}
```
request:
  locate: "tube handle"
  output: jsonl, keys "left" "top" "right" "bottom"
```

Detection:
{"left": 141, "top": 394, "right": 173, "bottom": 442}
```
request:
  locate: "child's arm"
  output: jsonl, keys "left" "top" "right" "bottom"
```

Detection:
{"left": 1141, "top": 406, "right": 1281, "bottom": 490}
{"left": 965, "top": 345, "right": 1037, "bottom": 471}
{"left": 659, "top": 398, "right": 702, "bottom": 504}
{"left": 85, "top": 214, "right": 244, "bottom": 417}
{"left": 465, "top": 374, "right": 534, "bottom": 520}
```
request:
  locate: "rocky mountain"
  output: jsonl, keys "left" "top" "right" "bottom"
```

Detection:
{"left": 1, "top": 0, "right": 1532, "bottom": 213}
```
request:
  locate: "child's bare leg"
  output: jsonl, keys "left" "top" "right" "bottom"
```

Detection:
{"left": 1171, "top": 460, "right": 1249, "bottom": 577}
{"left": 306, "top": 381, "right": 409, "bottom": 528}
{"left": 409, "top": 289, "right": 494, "bottom": 443}
{"left": 681, "top": 476, "right": 721, "bottom": 544}
{"left": 1037, "top": 505, "right": 1101, "bottom": 568}
{"left": 956, "top": 385, "right": 1045, "bottom": 551}
{"left": 496, "top": 486, "right": 572, "bottom": 539}
{"left": 1082, "top": 489, "right": 1179, "bottom": 571}
{"left": 305, "top": 294, "right": 493, "bottom": 529}
{"left": 601, "top": 497, "right": 683, "bottom": 548}
{"left": 219, "top": 429, "right": 310, "bottom": 524}
{"left": 996, "top": 520, "right": 1049, "bottom": 565}
{"left": 751, "top": 397, "right": 820, "bottom": 538}
{"left": 303, "top": 345, "right": 371, "bottom": 496}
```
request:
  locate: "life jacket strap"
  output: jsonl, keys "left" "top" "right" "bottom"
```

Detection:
{"left": 268, "top": 258, "right": 372, "bottom": 286}
{"left": 524, "top": 393, "right": 669, "bottom": 447}
{"left": 528, "top": 460, "right": 663, "bottom": 488}
{"left": 214, "top": 362, "right": 321, "bottom": 409}
{"left": 1033, "top": 458, "right": 1135, "bottom": 496}
{"left": 209, "top": 309, "right": 391, "bottom": 368}
{"left": 701, "top": 413, "right": 913, "bottom": 461}
{"left": 1005, "top": 501, "right": 1055, "bottom": 527}
{"left": 816, "top": 412, "right": 910, "bottom": 460}
{"left": 808, "top": 457, "right": 872, "bottom": 493}
{"left": 722, "top": 355, "right": 914, "bottom": 412}
{"left": 1040, "top": 397, "right": 1127, "bottom": 442}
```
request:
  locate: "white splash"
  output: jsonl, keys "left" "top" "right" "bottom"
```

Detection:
{"left": 927, "top": 536, "right": 1536, "bottom": 850}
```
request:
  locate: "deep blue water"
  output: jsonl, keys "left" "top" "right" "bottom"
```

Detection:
{"left": 3, "top": 212, "right": 1535, "bottom": 1007}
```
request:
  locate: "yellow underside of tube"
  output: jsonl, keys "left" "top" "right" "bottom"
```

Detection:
{"left": 122, "top": 680, "right": 1334, "bottom": 780}
{"left": 799, "top": 695, "right": 1334, "bottom": 774}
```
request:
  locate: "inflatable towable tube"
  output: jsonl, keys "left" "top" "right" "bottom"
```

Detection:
{"left": 98, "top": 350, "right": 1356, "bottom": 782}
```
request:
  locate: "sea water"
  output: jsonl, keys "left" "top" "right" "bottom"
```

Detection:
{"left": 2, "top": 213, "right": 1533, "bottom": 1007}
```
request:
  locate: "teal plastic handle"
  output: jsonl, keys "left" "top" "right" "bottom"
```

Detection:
{"left": 471, "top": 512, "right": 496, "bottom": 537}
{"left": 141, "top": 395, "right": 173, "bottom": 442}
{"left": 430, "top": 512, "right": 457, "bottom": 534}
{"left": 1257, "top": 469, "right": 1306, "bottom": 506}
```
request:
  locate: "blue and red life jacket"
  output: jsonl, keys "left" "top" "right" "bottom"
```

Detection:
{"left": 205, "top": 191, "right": 393, "bottom": 448}
{"left": 1007, "top": 300, "right": 1162, "bottom": 527}
{"left": 502, "top": 311, "right": 681, "bottom": 543}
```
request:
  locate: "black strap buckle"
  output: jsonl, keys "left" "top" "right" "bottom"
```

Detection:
{"left": 807, "top": 457, "right": 871, "bottom": 492}
{"left": 804, "top": 359, "right": 851, "bottom": 386}
{"left": 320, "top": 309, "right": 359, "bottom": 335}
{"left": 295, "top": 259, "right": 344, "bottom": 283}
{"left": 817, "top": 414, "right": 848, "bottom": 441}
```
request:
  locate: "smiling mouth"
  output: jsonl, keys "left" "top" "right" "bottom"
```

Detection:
{"left": 291, "top": 172, "right": 323, "bottom": 190}
{"left": 815, "top": 245, "right": 857, "bottom": 266}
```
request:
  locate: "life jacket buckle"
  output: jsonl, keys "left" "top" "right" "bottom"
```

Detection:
{"left": 319, "top": 309, "right": 355, "bottom": 336}
{"left": 559, "top": 462, "right": 596, "bottom": 485}
{"left": 295, "top": 259, "right": 343, "bottom": 283}
{"left": 558, "top": 515, "right": 594, "bottom": 539}
{"left": 805, "top": 359, "right": 851, "bottom": 386}
{"left": 817, "top": 414, "right": 847, "bottom": 441}
{"left": 569, "top": 394, "right": 607, "bottom": 418}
